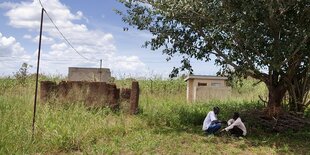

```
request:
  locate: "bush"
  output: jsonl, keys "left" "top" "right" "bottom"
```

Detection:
{"left": 13, "top": 62, "right": 32, "bottom": 85}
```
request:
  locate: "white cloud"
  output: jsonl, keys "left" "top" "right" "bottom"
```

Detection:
{"left": 0, "top": 0, "right": 146, "bottom": 76}
{"left": 0, "top": 2, "right": 18, "bottom": 9}
{"left": 32, "top": 35, "right": 55, "bottom": 44}
{"left": 76, "top": 11, "right": 83, "bottom": 20}
{"left": 113, "top": 56, "right": 146, "bottom": 71}
{"left": 51, "top": 43, "right": 67, "bottom": 51}
{"left": 23, "top": 34, "right": 32, "bottom": 39}
{"left": 23, "top": 34, "right": 55, "bottom": 44}
{"left": 0, "top": 32, "right": 31, "bottom": 75}
{"left": 3, "top": 0, "right": 83, "bottom": 29}
{"left": 0, "top": 32, "right": 26, "bottom": 57}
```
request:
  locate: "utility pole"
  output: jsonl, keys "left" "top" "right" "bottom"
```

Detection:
{"left": 32, "top": 7, "right": 44, "bottom": 139}
{"left": 99, "top": 59, "right": 102, "bottom": 82}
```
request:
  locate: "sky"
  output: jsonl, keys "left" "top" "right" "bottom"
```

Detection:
{"left": 0, "top": 0, "right": 220, "bottom": 78}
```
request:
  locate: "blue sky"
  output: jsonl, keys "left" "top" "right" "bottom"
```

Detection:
{"left": 0, "top": 0, "right": 219, "bottom": 78}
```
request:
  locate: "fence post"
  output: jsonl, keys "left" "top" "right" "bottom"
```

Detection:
{"left": 130, "top": 81, "right": 139, "bottom": 114}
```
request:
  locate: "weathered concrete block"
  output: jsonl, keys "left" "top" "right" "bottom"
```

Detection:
{"left": 40, "top": 81, "right": 56, "bottom": 103}
{"left": 40, "top": 81, "right": 139, "bottom": 114}
{"left": 130, "top": 81, "right": 139, "bottom": 114}
{"left": 68, "top": 67, "right": 111, "bottom": 82}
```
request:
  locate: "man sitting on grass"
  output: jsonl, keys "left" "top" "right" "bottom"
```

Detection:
{"left": 202, "top": 107, "right": 222, "bottom": 135}
{"left": 221, "top": 112, "right": 247, "bottom": 137}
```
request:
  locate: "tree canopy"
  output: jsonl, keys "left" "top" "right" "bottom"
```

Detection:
{"left": 117, "top": 0, "right": 310, "bottom": 116}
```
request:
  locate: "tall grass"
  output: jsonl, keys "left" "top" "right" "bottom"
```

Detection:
{"left": 0, "top": 76, "right": 309, "bottom": 154}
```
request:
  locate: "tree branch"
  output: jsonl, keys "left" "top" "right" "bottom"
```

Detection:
{"left": 281, "top": 35, "right": 309, "bottom": 66}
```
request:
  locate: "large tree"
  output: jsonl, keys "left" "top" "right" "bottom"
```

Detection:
{"left": 117, "top": 0, "right": 310, "bottom": 117}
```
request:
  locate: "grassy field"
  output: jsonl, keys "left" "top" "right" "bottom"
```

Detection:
{"left": 0, "top": 76, "right": 310, "bottom": 154}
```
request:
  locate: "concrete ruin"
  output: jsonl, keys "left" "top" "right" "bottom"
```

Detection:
{"left": 40, "top": 81, "right": 139, "bottom": 114}
{"left": 68, "top": 67, "right": 111, "bottom": 82}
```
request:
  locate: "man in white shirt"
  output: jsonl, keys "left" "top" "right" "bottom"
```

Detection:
{"left": 202, "top": 107, "right": 222, "bottom": 135}
{"left": 222, "top": 112, "right": 247, "bottom": 137}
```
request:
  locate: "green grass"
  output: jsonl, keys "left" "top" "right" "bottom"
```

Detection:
{"left": 0, "top": 76, "right": 309, "bottom": 154}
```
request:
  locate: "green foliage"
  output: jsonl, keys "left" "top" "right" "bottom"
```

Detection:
{"left": 304, "top": 108, "right": 310, "bottom": 118}
{"left": 115, "top": 77, "right": 187, "bottom": 95}
{"left": 13, "top": 62, "right": 32, "bottom": 85}
{"left": 117, "top": 0, "right": 310, "bottom": 114}
{"left": 0, "top": 78, "right": 16, "bottom": 95}
{"left": 229, "top": 77, "right": 267, "bottom": 95}
{"left": 117, "top": 0, "right": 309, "bottom": 77}
{"left": 0, "top": 76, "right": 309, "bottom": 154}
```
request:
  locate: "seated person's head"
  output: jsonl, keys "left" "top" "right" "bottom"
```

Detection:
{"left": 233, "top": 112, "right": 240, "bottom": 120}
{"left": 213, "top": 107, "right": 220, "bottom": 115}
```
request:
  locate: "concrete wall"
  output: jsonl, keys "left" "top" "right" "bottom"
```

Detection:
{"left": 186, "top": 79, "right": 194, "bottom": 102}
{"left": 195, "top": 87, "right": 231, "bottom": 102}
{"left": 68, "top": 67, "right": 111, "bottom": 82}
{"left": 186, "top": 78, "right": 231, "bottom": 102}
{"left": 40, "top": 81, "right": 140, "bottom": 114}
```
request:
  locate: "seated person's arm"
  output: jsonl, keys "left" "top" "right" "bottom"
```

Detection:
{"left": 227, "top": 119, "right": 234, "bottom": 125}
{"left": 224, "top": 119, "right": 238, "bottom": 131}
{"left": 211, "top": 120, "right": 220, "bottom": 124}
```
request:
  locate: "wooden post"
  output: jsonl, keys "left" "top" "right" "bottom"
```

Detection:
{"left": 130, "top": 81, "right": 139, "bottom": 114}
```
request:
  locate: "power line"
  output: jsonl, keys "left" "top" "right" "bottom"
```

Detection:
{"left": 38, "top": 0, "right": 44, "bottom": 8}
{"left": 38, "top": 0, "right": 97, "bottom": 62}
{"left": 44, "top": 10, "right": 95, "bottom": 61}
{"left": 0, "top": 55, "right": 210, "bottom": 64}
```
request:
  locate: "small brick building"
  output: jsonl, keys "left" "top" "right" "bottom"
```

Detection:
{"left": 185, "top": 75, "right": 231, "bottom": 102}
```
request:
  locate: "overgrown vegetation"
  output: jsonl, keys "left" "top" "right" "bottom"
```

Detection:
{"left": 116, "top": 0, "right": 310, "bottom": 117}
{"left": 0, "top": 76, "right": 309, "bottom": 154}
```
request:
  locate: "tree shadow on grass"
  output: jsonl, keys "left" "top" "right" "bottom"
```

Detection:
{"left": 245, "top": 129, "right": 310, "bottom": 154}
{"left": 148, "top": 106, "right": 310, "bottom": 155}
{"left": 151, "top": 125, "right": 310, "bottom": 154}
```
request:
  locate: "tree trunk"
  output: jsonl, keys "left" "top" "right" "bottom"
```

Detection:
{"left": 266, "top": 85, "right": 287, "bottom": 118}
{"left": 288, "top": 95, "right": 305, "bottom": 112}
{"left": 287, "top": 76, "right": 310, "bottom": 113}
